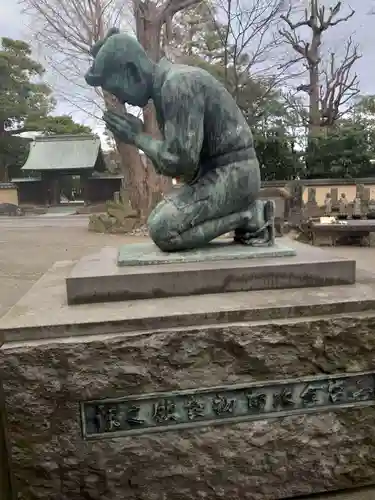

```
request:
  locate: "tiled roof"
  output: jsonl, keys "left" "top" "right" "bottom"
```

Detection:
{"left": 11, "top": 177, "right": 41, "bottom": 183}
{"left": 22, "top": 135, "right": 102, "bottom": 171}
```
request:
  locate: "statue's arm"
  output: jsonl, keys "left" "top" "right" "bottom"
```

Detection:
{"left": 134, "top": 79, "right": 204, "bottom": 178}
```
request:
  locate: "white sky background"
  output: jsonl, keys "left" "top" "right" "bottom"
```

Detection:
{"left": 1, "top": 0, "right": 375, "bottom": 147}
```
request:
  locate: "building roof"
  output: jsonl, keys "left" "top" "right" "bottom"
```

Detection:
{"left": 89, "top": 171, "right": 123, "bottom": 180}
{"left": 11, "top": 177, "right": 41, "bottom": 183}
{"left": 22, "top": 135, "right": 102, "bottom": 171}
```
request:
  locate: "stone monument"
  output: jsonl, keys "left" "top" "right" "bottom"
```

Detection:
{"left": 353, "top": 195, "right": 362, "bottom": 219}
{"left": 339, "top": 193, "right": 348, "bottom": 217}
{"left": 285, "top": 179, "right": 305, "bottom": 227}
{"left": 305, "top": 187, "right": 320, "bottom": 217}
{"left": 3, "top": 29, "right": 375, "bottom": 500}
{"left": 330, "top": 187, "right": 339, "bottom": 209}
{"left": 324, "top": 192, "right": 332, "bottom": 215}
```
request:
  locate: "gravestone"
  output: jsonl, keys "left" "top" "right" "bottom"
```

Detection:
{"left": 362, "top": 188, "right": 371, "bottom": 214}
{"left": 308, "top": 187, "right": 316, "bottom": 204}
{"left": 305, "top": 187, "right": 320, "bottom": 218}
{"left": 324, "top": 193, "right": 332, "bottom": 215}
{"left": 353, "top": 196, "right": 362, "bottom": 218}
{"left": 286, "top": 180, "right": 305, "bottom": 227}
{"left": 113, "top": 190, "right": 120, "bottom": 204}
{"left": 331, "top": 187, "right": 339, "bottom": 207}
{"left": 356, "top": 184, "right": 364, "bottom": 199}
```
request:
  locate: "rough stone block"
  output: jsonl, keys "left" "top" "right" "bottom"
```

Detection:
{"left": 0, "top": 384, "right": 13, "bottom": 500}
{"left": 88, "top": 213, "right": 138, "bottom": 234}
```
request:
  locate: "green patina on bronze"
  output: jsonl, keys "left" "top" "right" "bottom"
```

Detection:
{"left": 85, "top": 30, "right": 275, "bottom": 252}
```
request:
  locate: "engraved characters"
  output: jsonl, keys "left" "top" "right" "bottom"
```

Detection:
{"left": 84, "top": 374, "right": 375, "bottom": 438}
{"left": 185, "top": 397, "right": 205, "bottom": 420}
{"left": 212, "top": 394, "right": 236, "bottom": 415}
{"left": 153, "top": 399, "right": 179, "bottom": 423}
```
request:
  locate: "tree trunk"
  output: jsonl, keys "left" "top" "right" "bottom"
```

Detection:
{"left": 308, "top": 2, "right": 322, "bottom": 141}
{"left": 135, "top": 0, "right": 173, "bottom": 213}
{"left": 0, "top": 122, "right": 9, "bottom": 182}
{"left": 95, "top": 18, "right": 149, "bottom": 215}
{"left": 103, "top": 1, "right": 173, "bottom": 215}
{"left": 308, "top": 64, "right": 321, "bottom": 139}
{"left": 100, "top": 3, "right": 171, "bottom": 215}
{"left": 103, "top": 93, "right": 149, "bottom": 213}
{"left": 306, "top": 33, "right": 322, "bottom": 174}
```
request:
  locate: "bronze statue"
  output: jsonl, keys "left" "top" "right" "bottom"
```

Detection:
{"left": 85, "top": 29, "right": 274, "bottom": 252}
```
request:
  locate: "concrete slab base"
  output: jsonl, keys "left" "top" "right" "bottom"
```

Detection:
{"left": 66, "top": 239, "right": 356, "bottom": 304}
{"left": 0, "top": 260, "right": 372, "bottom": 344}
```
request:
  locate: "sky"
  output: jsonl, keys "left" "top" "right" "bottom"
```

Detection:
{"left": 1, "top": 0, "right": 375, "bottom": 143}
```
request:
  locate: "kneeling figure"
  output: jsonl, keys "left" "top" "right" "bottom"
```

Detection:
{"left": 85, "top": 29, "right": 274, "bottom": 252}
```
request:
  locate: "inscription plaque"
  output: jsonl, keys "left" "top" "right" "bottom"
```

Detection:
{"left": 81, "top": 372, "right": 375, "bottom": 439}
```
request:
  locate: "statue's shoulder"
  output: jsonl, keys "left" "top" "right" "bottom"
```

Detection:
{"left": 161, "top": 63, "right": 209, "bottom": 96}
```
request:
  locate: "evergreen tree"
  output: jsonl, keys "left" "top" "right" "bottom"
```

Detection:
{"left": 0, "top": 37, "right": 91, "bottom": 181}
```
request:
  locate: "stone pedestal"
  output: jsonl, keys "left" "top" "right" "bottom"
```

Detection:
{"left": 66, "top": 240, "right": 355, "bottom": 304}
{"left": 2, "top": 240, "right": 375, "bottom": 500}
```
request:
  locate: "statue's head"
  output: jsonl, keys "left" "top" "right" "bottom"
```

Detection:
{"left": 85, "top": 29, "right": 154, "bottom": 107}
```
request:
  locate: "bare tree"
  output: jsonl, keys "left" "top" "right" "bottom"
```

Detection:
{"left": 131, "top": 0, "right": 202, "bottom": 210}
{"left": 22, "top": 0, "right": 200, "bottom": 213}
{"left": 211, "top": 0, "right": 287, "bottom": 97}
{"left": 279, "top": 0, "right": 359, "bottom": 138}
{"left": 320, "top": 38, "right": 360, "bottom": 126}
{"left": 171, "top": 0, "right": 301, "bottom": 125}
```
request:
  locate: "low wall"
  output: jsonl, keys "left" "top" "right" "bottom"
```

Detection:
{"left": 262, "top": 178, "right": 375, "bottom": 206}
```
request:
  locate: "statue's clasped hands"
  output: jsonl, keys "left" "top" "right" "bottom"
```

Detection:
{"left": 103, "top": 109, "right": 143, "bottom": 144}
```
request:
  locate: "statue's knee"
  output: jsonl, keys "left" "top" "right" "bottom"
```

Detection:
{"left": 147, "top": 200, "right": 179, "bottom": 251}
{"left": 148, "top": 215, "right": 168, "bottom": 249}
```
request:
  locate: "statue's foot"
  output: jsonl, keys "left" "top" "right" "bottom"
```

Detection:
{"left": 233, "top": 228, "right": 256, "bottom": 245}
{"left": 233, "top": 209, "right": 254, "bottom": 244}
{"left": 233, "top": 200, "right": 275, "bottom": 246}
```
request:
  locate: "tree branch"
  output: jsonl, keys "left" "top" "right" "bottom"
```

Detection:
{"left": 320, "top": 2, "right": 355, "bottom": 30}
{"left": 319, "top": 38, "right": 360, "bottom": 126}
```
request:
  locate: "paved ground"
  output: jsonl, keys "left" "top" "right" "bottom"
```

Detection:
{"left": 0, "top": 214, "right": 88, "bottom": 229}
{"left": 0, "top": 216, "right": 146, "bottom": 318}
{"left": 1, "top": 216, "right": 375, "bottom": 499}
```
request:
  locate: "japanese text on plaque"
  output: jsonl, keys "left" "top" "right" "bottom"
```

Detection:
{"left": 81, "top": 372, "right": 375, "bottom": 439}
